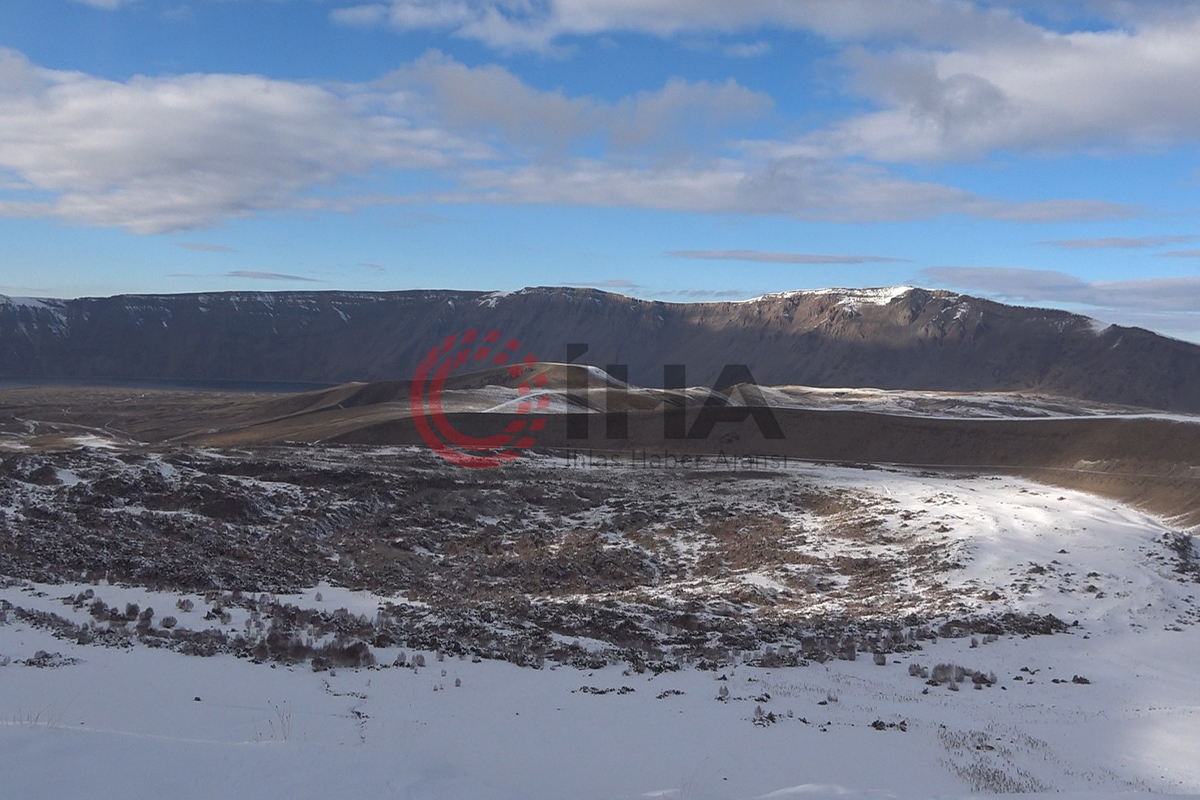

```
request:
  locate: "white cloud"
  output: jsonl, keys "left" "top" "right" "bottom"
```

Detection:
{"left": 832, "top": 14, "right": 1200, "bottom": 160}
{"left": 330, "top": 0, "right": 1040, "bottom": 52}
{"left": 71, "top": 0, "right": 139, "bottom": 8}
{"left": 448, "top": 155, "right": 1135, "bottom": 222}
{"left": 0, "top": 46, "right": 1140, "bottom": 233}
{"left": 330, "top": 4, "right": 390, "bottom": 25}
{"left": 325, "top": 2, "right": 1200, "bottom": 162}
{"left": 450, "top": 159, "right": 747, "bottom": 214}
{"left": 0, "top": 48, "right": 469, "bottom": 233}
{"left": 723, "top": 41, "right": 772, "bottom": 58}
{"left": 383, "top": 50, "right": 773, "bottom": 154}
{"left": 0, "top": 48, "right": 776, "bottom": 232}
{"left": 382, "top": 51, "right": 595, "bottom": 152}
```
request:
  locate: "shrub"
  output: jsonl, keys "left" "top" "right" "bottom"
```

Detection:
{"left": 313, "top": 640, "right": 375, "bottom": 669}
{"left": 931, "top": 663, "right": 958, "bottom": 683}
{"left": 931, "top": 662, "right": 994, "bottom": 687}
{"left": 161, "top": 616, "right": 178, "bottom": 629}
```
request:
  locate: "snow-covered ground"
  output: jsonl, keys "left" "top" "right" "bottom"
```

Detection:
{"left": 2, "top": 455, "right": 1199, "bottom": 798}
{"left": 432, "top": 372, "right": 1200, "bottom": 421}
{"left": 3, "top": 608, "right": 1200, "bottom": 799}
{"left": 752, "top": 385, "right": 1200, "bottom": 423}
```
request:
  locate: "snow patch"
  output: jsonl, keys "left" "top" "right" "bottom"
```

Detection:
{"left": 0, "top": 295, "right": 58, "bottom": 309}
{"left": 741, "top": 286, "right": 915, "bottom": 305}
{"left": 477, "top": 290, "right": 512, "bottom": 308}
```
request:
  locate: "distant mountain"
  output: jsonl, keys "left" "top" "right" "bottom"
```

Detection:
{"left": 3, "top": 286, "right": 1200, "bottom": 413}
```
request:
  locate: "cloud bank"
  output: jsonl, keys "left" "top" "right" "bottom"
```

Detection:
{"left": 8, "top": 0, "right": 1200, "bottom": 233}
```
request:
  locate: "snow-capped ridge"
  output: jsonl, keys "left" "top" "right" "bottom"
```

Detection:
{"left": 0, "top": 295, "right": 59, "bottom": 309}
{"left": 739, "top": 286, "right": 918, "bottom": 305}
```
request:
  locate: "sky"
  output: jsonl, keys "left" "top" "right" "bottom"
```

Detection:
{"left": 1, "top": 1, "right": 1199, "bottom": 341}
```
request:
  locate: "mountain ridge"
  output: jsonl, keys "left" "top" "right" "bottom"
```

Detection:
{"left": 3, "top": 285, "right": 1199, "bottom": 413}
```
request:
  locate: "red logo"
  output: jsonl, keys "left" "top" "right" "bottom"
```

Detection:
{"left": 410, "top": 330, "right": 548, "bottom": 468}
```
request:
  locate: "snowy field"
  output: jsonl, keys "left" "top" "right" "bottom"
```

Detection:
{"left": 3, "top": 611, "right": 1200, "bottom": 799}
{"left": 2, "top": 454, "right": 1199, "bottom": 798}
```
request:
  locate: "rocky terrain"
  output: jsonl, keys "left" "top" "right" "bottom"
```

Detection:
{"left": 3, "top": 375, "right": 1199, "bottom": 529}
{"left": 2, "top": 442, "right": 1197, "bottom": 673}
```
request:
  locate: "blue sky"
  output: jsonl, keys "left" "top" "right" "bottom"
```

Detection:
{"left": 1, "top": 1, "right": 1200, "bottom": 341}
